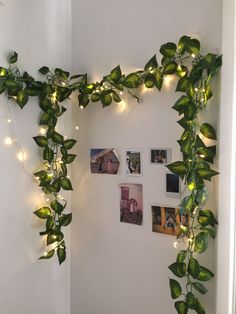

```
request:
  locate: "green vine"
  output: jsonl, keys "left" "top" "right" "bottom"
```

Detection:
{"left": 0, "top": 35, "right": 221, "bottom": 313}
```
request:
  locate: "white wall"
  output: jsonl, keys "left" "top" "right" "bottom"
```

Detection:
{"left": 0, "top": 1, "right": 71, "bottom": 314}
{"left": 71, "top": 1, "right": 222, "bottom": 314}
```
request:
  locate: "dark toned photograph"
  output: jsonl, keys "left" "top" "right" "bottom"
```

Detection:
{"left": 120, "top": 183, "right": 143, "bottom": 225}
{"left": 90, "top": 148, "right": 120, "bottom": 174}
{"left": 166, "top": 173, "right": 180, "bottom": 197}
{"left": 150, "top": 148, "right": 171, "bottom": 164}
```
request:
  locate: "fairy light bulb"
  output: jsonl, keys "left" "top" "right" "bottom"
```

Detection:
{"left": 194, "top": 87, "right": 199, "bottom": 92}
{"left": 191, "top": 53, "right": 196, "bottom": 58}
{"left": 43, "top": 252, "right": 48, "bottom": 257}
{"left": 7, "top": 118, "right": 11, "bottom": 123}
{"left": 79, "top": 105, "right": 84, "bottom": 110}
{"left": 119, "top": 91, "right": 123, "bottom": 96}
{"left": 75, "top": 126, "right": 79, "bottom": 130}
{"left": 4, "top": 137, "right": 13, "bottom": 145}
{"left": 17, "top": 151, "right": 26, "bottom": 162}
{"left": 39, "top": 127, "right": 46, "bottom": 135}
{"left": 51, "top": 92, "right": 57, "bottom": 103}
{"left": 173, "top": 241, "right": 178, "bottom": 249}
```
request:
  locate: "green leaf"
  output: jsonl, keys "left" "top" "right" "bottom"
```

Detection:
{"left": 181, "top": 194, "right": 195, "bottom": 213}
{"left": 187, "top": 171, "right": 204, "bottom": 191}
{"left": 163, "top": 61, "right": 177, "bottom": 75}
{"left": 200, "top": 123, "right": 217, "bottom": 140}
{"left": 200, "top": 227, "right": 216, "bottom": 239}
{"left": 169, "top": 262, "right": 186, "bottom": 278}
{"left": 60, "top": 146, "right": 68, "bottom": 157}
{"left": 78, "top": 93, "right": 90, "bottom": 108}
{"left": 178, "top": 35, "right": 191, "bottom": 54}
{"left": 191, "top": 282, "right": 208, "bottom": 295}
{"left": 122, "top": 73, "right": 140, "bottom": 88}
{"left": 112, "top": 90, "right": 121, "bottom": 103}
{"left": 34, "top": 207, "right": 51, "bottom": 219}
{"left": 46, "top": 216, "right": 54, "bottom": 230}
{"left": 194, "top": 232, "right": 209, "bottom": 254}
{"left": 39, "top": 112, "right": 50, "bottom": 125}
{"left": 195, "top": 299, "right": 206, "bottom": 314}
{"left": 62, "top": 154, "right": 76, "bottom": 164}
{"left": 57, "top": 247, "right": 66, "bottom": 265}
{"left": 176, "top": 250, "right": 187, "bottom": 263}
{"left": 55, "top": 68, "right": 70, "bottom": 79}
{"left": 188, "top": 258, "right": 200, "bottom": 279}
{"left": 91, "top": 93, "right": 101, "bottom": 102}
{"left": 34, "top": 170, "right": 48, "bottom": 179}
{"left": 166, "top": 161, "right": 187, "bottom": 178}
{"left": 160, "top": 42, "right": 177, "bottom": 57}
{"left": 184, "top": 102, "right": 197, "bottom": 120}
{"left": 154, "top": 71, "right": 163, "bottom": 91}
{"left": 43, "top": 146, "right": 54, "bottom": 163}
{"left": 197, "top": 266, "right": 214, "bottom": 281}
{"left": 39, "top": 249, "right": 55, "bottom": 260}
{"left": 61, "top": 177, "right": 73, "bottom": 190}
{"left": 144, "top": 75, "right": 155, "bottom": 88}
{"left": 4, "top": 79, "right": 18, "bottom": 89}
{"left": 195, "top": 187, "right": 208, "bottom": 205}
{"left": 101, "top": 94, "right": 112, "bottom": 107}
{"left": 47, "top": 231, "right": 64, "bottom": 245}
{"left": 0, "top": 67, "right": 7, "bottom": 77}
{"left": 8, "top": 51, "right": 18, "bottom": 64}
{"left": 39, "top": 66, "right": 49, "bottom": 75}
{"left": 169, "top": 279, "right": 182, "bottom": 299}
{"left": 16, "top": 90, "right": 29, "bottom": 109}
{"left": 172, "top": 96, "right": 191, "bottom": 114}
{"left": 144, "top": 55, "right": 158, "bottom": 71}
{"left": 186, "top": 292, "right": 196, "bottom": 309}
{"left": 52, "top": 178, "right": 61, "bottom": 193}
{"left": 33, "top": 136, "right": 48, "bottom": 147}
{"left": 187, "top": 39, "right": 200, "bottom": 55}
{"left": 59, "top": 213, "right": 72, "bottom": 226}
{"left": 51, "top": 200, "right": 64, "bottom": 214}
{"left": 198, "top": 209, "right": 218, "bottom": 226}
{"left": 110, "top": 65, "right": 122, "bottom": 82}
{"left": 197, "top": 168, "right": 219, "bottom": 181}
{"left": 174, "top": 301, "right": 188, "bottom": 314}
{"left": 52, "top": 132, "right": 64, "bottom": 144}
{"left": 63, "top": 139, "right": 77, "bottom": 150}
{"left": 176, "top": 77, "right": 189, "bottom": 92}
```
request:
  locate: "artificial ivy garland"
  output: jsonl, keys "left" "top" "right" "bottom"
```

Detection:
{"left": 1, "top": 35, "right": 221, "bottom": 314}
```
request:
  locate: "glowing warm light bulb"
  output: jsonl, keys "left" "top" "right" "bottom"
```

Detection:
{"left": 79, "top": 105, "right": 84, "bottom": 110}
{"left": 202, "top": 88, "right": 206, "bottom": 92}
{"left": 43, "top": 252, "right": 48, "bottom": 257}
{"left": 119, "top": 91, "right": 123, "bottom": 96}
{"left": 194, "top": 88, "right": 199, "bottom": 92}
{"left": 188, "top": 182, "right": 195, "bottom": 191}
{"left": 177, "top": 64, "right": 182, "bottom": 71}
{"left": 17, "top": 151, "right": 25, "bottom": 161}
{"left": 201, "top": 98, "right": 204, "bottom": 102}
{"left": 7, "top": 119, "right": 11, "bottom": 123}
{"left": 75, "top": 126, "right": 79, "bottom": 130}
{"left": 191, "top": 53, "right": 196, "bottom": 58}
{"left": 51, "top": 92, "right": 57, "bottom": 103}
{"left": 61, "top": 81, "right": 66, "bottom": 86}
{"left": 39, "top": 127, "right": 46, "bottom": 135}
{"left": 163, "top": 75, "right": 174, "bottom": 88}
{"left": 199, "top": 154, "right": 205, "bottom": 158}
{"left": 173, "top": 241, "right": 178, "bottom": 249}
{"left": 12, "top": 96, "right": 17, "bottom": 100}
{"left": 67, "top": 175, "right": 70, "bottom": 179}
{"left": 100, "top": 86, "right": 104, "bottom": 91}
{"left": 46, "top": 198, "right": 50, "bottom": 202}
{"left": 64, "top": 136, "right": 68, "bottom": 139}
{"left": 4, "top": 137, "right": 13, "bottom": 145}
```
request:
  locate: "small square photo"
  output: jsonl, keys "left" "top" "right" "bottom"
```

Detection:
{"left": 150, "top": 149, "right": 171, "bottom": 164}
{"left": 125, "top": 150, "right": 142, "bottom": 175}
{"left": 90, "top": 148, "right": 120, "bottom": 174}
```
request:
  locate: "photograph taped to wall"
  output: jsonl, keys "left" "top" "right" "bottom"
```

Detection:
{"left": 151, "top": 205, "right": 188, "bottom": 236}
{"left": 166, "top": 173, "right": 180, "bottom": 197}
{"left": 150, "top": 148, "right": 171, "bottom": 164}
{"left": 125, "top": 149, "right": 142, "bottom": 176}
{"left": 90, "top": 148, "right": 120, "bottom": 174}
{"left": 120, "top": 183, "right": 143, "bottom": 225}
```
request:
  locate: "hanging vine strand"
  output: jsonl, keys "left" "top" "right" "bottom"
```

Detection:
{"left": 0, "top": 35, "right": 221, "bottom": 314}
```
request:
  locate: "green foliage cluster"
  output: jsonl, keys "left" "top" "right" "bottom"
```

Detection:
{"left": 1, "top": 35, "right": 221, "bottom": 313}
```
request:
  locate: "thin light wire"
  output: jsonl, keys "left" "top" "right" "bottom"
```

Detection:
{"left": 4, "top": 98, "right": 33, "bottom": 178}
